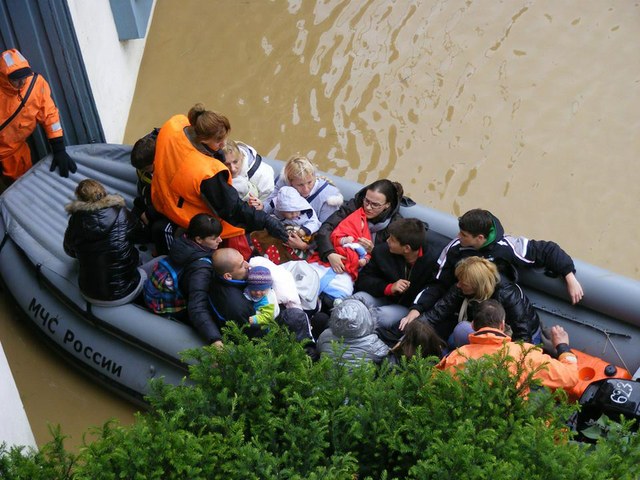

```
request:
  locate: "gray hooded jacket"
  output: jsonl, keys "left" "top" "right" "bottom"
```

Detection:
{"left": 318, "top": 298, "right": 390, "bottom": 366}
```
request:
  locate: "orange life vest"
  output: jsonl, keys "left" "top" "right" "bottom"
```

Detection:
{"left": 151, "top": 114, "right": 245, "bottom": 239}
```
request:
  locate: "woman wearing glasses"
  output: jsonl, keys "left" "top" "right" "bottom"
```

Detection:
{"left": 315, "top": 179, "right": 405, "bottom": 276}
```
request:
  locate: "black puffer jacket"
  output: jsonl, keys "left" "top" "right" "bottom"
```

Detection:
{"left": 420, "top": 280, "right": 540, "bottom": 343}
{"left": 316, "top": 186, "right": 403, "bottom": 261}
{"left": 64, "top": 194, "right": 140, "bottom": 301}
{"left": 170, "top": 235, "right": 218, "bottom": 343}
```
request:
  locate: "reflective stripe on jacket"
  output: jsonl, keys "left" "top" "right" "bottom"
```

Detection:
{"left": 0, "top": 49, "right": 63, "bottom": 155}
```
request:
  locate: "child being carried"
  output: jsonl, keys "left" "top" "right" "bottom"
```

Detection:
{"left": 251, "top": 186, "right": 321, "bottom": 263}
{"left": 244, "top": 266, "right": 279, "bottom": 328}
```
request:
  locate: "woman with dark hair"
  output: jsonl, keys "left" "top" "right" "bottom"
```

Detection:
{"left": 151, "top": 103, "right": 288, "bottom": 259}
{"left": 315, "top": 179, "right": 406, "bottom": 274}
{"left": 390, "top": 320, "right": 446, "bottom": 360}
{"left": 169, "top": 213, "right": 224, "bottom": 346}
{"left": 305, "top": 179, "right": 406, "bottom": 306}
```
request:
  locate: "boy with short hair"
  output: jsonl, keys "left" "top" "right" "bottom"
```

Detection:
{"left": 353, "top": 218, "right": 439, "bottom": 335}
{"left": 405, "top": 208, "right": 584, "bottom": 326}
{"left": 129, "top": 128, "right": 174, "bottom": 254}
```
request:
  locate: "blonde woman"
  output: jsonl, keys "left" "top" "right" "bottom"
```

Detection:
{"left": 222, "top": 140, "right": 275, "bottom": 207}
{"left": 400, "top": 256, "right": 541, "bottom": 347}
{"left": 263, "top": 155, "right": 343, "bottom": 223}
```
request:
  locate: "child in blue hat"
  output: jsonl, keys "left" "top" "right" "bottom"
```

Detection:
{"left": 244, "top": 266, "right": 279, "bottom": 328}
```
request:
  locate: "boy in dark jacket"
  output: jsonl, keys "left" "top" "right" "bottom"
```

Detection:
{"left": 170, "top": 214, "right": 222, "bottom": 346}
{"left": 353, "top": 218, "right": 439, "bottom": 331}
{"left": 130, "top": 128, "right": 175, "bottom": 254}
{"left": 402, "top": 208, "right": 584, "bottom": 327}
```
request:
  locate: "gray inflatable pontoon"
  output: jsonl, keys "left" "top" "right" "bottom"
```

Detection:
{"left": 1, "top": 144, "right": 639, "bottom": 404}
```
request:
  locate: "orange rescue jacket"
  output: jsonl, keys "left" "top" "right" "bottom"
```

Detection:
{"left": 437, "top": 327, "right": 579, "bottom": 393}
{"left": 152, "top": 114, "right": 245, "bottom": 238}
{"left": 0, "top": 49, "right": 63, "bottom": 178}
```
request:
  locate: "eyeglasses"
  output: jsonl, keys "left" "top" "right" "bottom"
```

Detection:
{"left": 363, "top": 197, "right": 388, "bottom": 210}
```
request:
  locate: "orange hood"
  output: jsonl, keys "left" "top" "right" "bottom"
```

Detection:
{"left": 0, "top": 49, "right": 33, "bottom": 95}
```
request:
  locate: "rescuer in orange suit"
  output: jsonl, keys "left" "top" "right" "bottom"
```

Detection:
{"left": 0, "top": 48, "right": 77, "bottom": 185}
{"left": 437, "top": 299, "right": 579, "bottom": 394}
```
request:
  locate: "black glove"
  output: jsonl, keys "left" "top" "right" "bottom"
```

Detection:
{"left": 264, "top": 214, "right": 289, "bottom": 242}
{"left": 49, "top": 136, "right": 77, "bottom": 178}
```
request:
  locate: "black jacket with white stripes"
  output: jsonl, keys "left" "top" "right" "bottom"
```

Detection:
{"left": 412, "top": 213, "right": 576, "bottom": 313}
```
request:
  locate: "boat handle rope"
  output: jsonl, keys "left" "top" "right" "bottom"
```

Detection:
{"left": 534, "top": 303, "right": 632, "bottom": 372}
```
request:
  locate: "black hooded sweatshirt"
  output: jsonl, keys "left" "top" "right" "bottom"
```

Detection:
{"left": 170, "top": 234, "right": 219, "bottom": 343}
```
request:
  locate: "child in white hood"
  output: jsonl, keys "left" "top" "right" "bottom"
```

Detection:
{"left": 223, "top": 140, "right": 275, "bottom": 208}
{"left": 251, "top": 186, "right": 321, "bottom": 263}
{"left": 273, "top": 186, "right": 322, "bottom": 237}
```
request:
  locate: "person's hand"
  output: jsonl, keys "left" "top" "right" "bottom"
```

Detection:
{"left": 339, "top": 236, "right": 355, "bottom": 245}
{"left": 357, "top": 237, "right": 374, "bottom": 253}
{"left": 286, "top": 232, "right": 308, "bottom": 250}
{"left": 565, "top": 272, "right": 583, "bottom": 305}
{"left": 390, "top": 279, "right": 411, "bottom": 295}
{"left": 248, "top": 193, "right": 263, "bottom": 210}
{"left": 49, "top": 137, "right": 77, "bottom": 178}
{"left": 327, "top": 252, "right": 347, "bottom": 273}
{"left": 550, "top": 325, "right": 570, "bottom": 347}
{"left": 399, "top": 309, "right": 420, "bottom": 331}
{"left": 265, "top": 215, "right": 289, "bottom": 242}
{"left": 212, "top": 340, "right": 224, "bottom": 349}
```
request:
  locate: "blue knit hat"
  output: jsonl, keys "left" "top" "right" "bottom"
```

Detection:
{"left": 246, "top": 266, "right": 272, "bottom": 290}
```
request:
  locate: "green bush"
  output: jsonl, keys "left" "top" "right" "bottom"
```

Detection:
{"left": 1, "top": 324, "right": 639, "bottom": 479}
{"left": 0, "top": 425, "right": 76, "bottom": 480}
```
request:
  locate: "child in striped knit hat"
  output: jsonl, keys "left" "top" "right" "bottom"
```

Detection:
{"left": 244, "top": 266, "right": 280, "bottom": 328}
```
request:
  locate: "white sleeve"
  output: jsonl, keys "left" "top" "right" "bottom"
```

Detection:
{"left": 253, "top": 163, "right": 275, "bottom": 202}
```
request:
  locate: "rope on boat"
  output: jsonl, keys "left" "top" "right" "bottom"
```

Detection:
{"left": 533, "top": 303, "right": 632, "bottom": 372}
{"left": 601, "top": 332, "right": 631, "bottom": 374}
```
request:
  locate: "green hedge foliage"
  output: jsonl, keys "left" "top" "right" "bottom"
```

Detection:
{"left": 1, "top": 324, "right": 639, "bottom": 479}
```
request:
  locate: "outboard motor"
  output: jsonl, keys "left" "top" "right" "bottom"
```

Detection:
{"left": 571, "top": 378, "right": 640, "bottom": 443}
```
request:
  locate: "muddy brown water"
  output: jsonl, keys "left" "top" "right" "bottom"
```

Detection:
{"left": 0, "top": 291, "right": 136, "bottom": 451}
{"left": 1, "top": 1, "right": 638, "bottom": 451}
